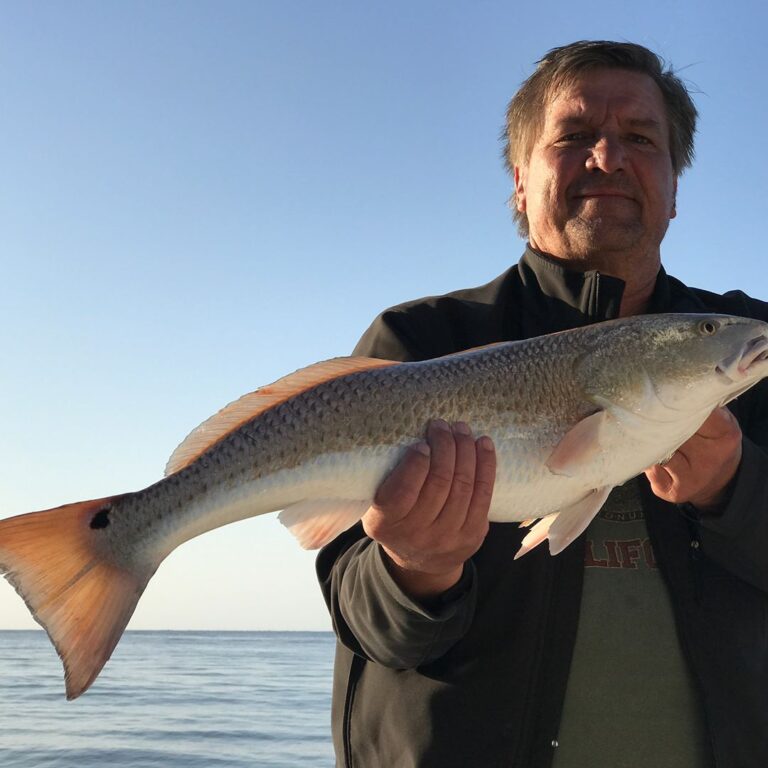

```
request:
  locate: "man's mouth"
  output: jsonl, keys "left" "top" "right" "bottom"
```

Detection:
{"left": 573, "top": 191, "right": 634, "bottom": 201}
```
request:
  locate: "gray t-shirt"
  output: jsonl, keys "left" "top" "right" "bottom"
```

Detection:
{"left": 551, "top": 480, "right": 712, "bottom": 768}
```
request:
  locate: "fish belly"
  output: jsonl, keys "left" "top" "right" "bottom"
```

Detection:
{"left": 138, "top": 443, "right": 410, "bottom": 559}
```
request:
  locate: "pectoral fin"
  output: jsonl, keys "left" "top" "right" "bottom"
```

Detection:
{"left": 546, "top": 410, "right": 609, "bottom": 477}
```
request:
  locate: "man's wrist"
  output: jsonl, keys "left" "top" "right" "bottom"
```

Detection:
{"left": 380, "top": 547, "right": 464, "bottom": 602}
{"left": 688, "top": 457, "right": 741, "bottom": 517}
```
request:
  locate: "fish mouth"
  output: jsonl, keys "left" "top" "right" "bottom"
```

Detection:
{"left": 716, "top": 335, "right": 768, "bottom": 384}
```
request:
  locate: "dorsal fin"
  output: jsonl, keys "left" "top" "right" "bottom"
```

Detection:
{"left": 164, "top": 356, "right": 396, "bottom": 476}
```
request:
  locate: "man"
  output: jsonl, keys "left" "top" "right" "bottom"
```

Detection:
{"left": 317, "top": 41, "right": 768, "bottom": 768}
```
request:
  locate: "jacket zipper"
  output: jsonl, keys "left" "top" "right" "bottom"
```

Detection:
{"left": 342, "top": 653, "right": 365, "bottom": 768}
{"left": 512, "top": 558, "right": 556, "bottom": 766}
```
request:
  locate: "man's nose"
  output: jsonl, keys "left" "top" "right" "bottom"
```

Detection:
{"left": 585, "top": 135, "right": 625, "bottom": 173}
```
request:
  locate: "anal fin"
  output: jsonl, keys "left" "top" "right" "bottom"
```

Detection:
{"left": 279, "top": 499, "right": 371, "bottom": 549}
{"left": 514, "top": 513, "right": 557, "bottom": 559}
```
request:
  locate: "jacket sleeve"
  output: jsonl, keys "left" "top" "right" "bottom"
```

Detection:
{"left": 695, "top": 385, "right": 768, "bottom": 592}
{"left": 317, "top": 524, "right": 477, "bottom": 667}
{"left": 315, "top": 309, "right": 479, "bottom": 668}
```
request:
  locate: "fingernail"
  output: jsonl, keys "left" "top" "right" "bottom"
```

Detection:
{"left": 431, "top": 419, "right": 450, "bottom": 431}
{"left": 478, "top": 436, "right": 494, "bottom": 451}
{"left": 412, "top": 441, "right": 431, "bottom": 456}
{"left": 453, "top": 421, "right": 471, "bottom": 436}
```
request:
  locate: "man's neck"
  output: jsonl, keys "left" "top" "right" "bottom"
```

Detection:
{"left": 530, "top": 245, "right": 660, "bottom": 317}
{"left": 594, "top": 250, "right": 660, "bottom": 317}
{"left": 618, "top": 269, "right": 658, "bottom": 317}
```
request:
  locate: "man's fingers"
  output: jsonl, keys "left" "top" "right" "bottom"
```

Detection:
{"left": 411, "top": 420, "right": 458, "bottom": 523}
{"left": 644, "top": 407, "right": 743, "bottom": 506}
{"left": 462, "top": 436, "right": 496, "bottom": 534}
{"left": 370, "top": 418, "right": 457, "bottom": 524}
{"left": 644, "top": 463, "right": 674, "bottom": 497}
{"left": 372, "top": 441, "right": 431, "bottom": 521}
{"left": 432, "top": 422, "right": 478, "bottom": 527}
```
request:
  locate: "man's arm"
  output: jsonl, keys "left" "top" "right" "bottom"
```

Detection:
{"left": 316, "top": 311, "right": 494, "bottom": 668}
{"left": 363, "top": 419, "right": 494, "bottom": 601}
{"left": 645, "top": 407, "right": 742, "bottom": 511}
{"left": 645, "top": 402, "right": 768, "bottom": 592}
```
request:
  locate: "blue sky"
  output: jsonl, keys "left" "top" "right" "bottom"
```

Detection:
{"left": 1, "top": 1, "right": 767, "bottom": 630}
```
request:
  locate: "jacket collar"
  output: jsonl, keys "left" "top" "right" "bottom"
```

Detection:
{"left": 512, "top": 246, "right": 704, "bottom": 338}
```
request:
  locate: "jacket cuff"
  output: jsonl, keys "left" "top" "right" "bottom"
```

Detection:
{"left": 697, "top": 436, "right": 767, "bottom": 539}
{"left": 336, "top": 540, "right": 477, "bottom": 668}
{"left": 372, "top": 543, "right": 475, "bottom": 615}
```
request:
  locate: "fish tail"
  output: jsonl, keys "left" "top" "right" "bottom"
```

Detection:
{"left": 0, "top": 495, "right": 154, "bottom": 699}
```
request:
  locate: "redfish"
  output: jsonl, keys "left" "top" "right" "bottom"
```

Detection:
{"left": 1, "top": 313, "right": 767, "bottom": 699}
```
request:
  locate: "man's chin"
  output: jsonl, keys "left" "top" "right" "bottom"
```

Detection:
{"left": 564, "top": 217, "right": 643, "bottom": 255}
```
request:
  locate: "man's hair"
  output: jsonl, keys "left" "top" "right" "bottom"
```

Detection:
{"left": 503, "top": 40, "right": 698, "bottom": 236}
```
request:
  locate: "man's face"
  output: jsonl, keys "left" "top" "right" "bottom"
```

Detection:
{"left": 514, "top": 68, "right": 678, "bottom": 266}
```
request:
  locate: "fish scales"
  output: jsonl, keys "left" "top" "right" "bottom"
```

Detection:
{"left": 95, "top": 338, "right": 585, "bottom": 566}
{"left": 55, "top": 326, "right": 679, "bottom": 563}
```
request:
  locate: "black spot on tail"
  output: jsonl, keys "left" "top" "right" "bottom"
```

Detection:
{"left": 90, "top": 508, "right": 111, "bottom": 529}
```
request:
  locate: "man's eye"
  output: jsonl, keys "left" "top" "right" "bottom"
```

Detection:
{"left": 628, "top": 134, "right": 652, "bottom": 145}
{"left": 557, "top": 133, "right": 588, "bottom": 143}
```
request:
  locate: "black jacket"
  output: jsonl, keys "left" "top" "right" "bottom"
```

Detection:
{"left": 317, "top": 248, "right": 768, "bottom": 768}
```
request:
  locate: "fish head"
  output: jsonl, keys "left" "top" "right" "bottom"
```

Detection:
{"left": 576, "top": 314, "right": 768, "bottom": 416}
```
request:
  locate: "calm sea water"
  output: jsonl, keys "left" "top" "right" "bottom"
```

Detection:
{"left": 0, "top": 631, "right": 336, "bottom": 768}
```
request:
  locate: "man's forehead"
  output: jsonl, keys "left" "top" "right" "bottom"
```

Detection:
{"left": 543, "top": 69, "right": 668, "bottom": 126}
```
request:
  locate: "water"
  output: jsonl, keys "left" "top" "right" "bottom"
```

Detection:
{"left": 0, "top": 631, "right": 336, "bottom": 768}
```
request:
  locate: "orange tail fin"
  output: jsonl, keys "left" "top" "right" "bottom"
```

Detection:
{"left": 0, "top": 496, "right": 154, "bottom": 699}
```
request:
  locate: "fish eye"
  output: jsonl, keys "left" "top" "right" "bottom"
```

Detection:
{"left": 698, "top": 320, "right": 719, "bottom": 336}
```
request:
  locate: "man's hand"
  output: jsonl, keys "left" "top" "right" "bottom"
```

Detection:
{"left": 362, "top": 420, "right": 496, "bottom": 601}
{"left": 644, "top": 407, "right": 742, "bottom": 512}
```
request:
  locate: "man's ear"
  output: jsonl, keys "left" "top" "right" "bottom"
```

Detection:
{"left": 514, "top": 166, "right": 527, "bottom": 212}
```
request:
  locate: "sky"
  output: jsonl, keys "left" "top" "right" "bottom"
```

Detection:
{"left": 1, "top": 0, "right": 767, "bottom": 631}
